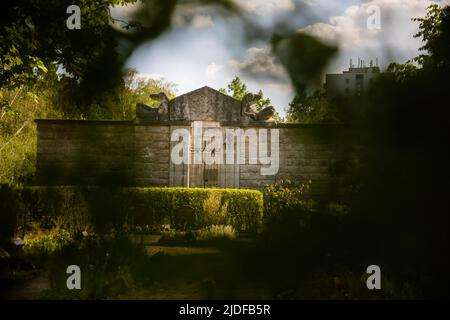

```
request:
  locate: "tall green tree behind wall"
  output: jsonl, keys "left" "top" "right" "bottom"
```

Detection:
{"left": 0, "top": 67, "right": 177, "bottom": 185}
{"left": 219, "top": 76, "right": 284, "bottom": 122}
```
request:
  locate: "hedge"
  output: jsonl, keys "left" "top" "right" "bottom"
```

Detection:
{"left": 124, "top": 187, "right": 263, "bottom": 232}
{"left": 1, "top": 186, "right": 263, "bottom": 235}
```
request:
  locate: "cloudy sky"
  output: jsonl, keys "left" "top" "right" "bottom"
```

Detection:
{"left": 111, "top": 0, "right": 450, "bottom": 117}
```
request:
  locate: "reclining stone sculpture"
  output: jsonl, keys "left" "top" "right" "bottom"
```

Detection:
{"left": 242, "top": 93, "right": 276, "bottom": 122}
{"left": 136, "top": 92, "right": 169, "bottom": 121}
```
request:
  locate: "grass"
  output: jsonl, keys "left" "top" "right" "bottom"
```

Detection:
{"left": 2, "top": 228, "right": 415, "bottom": 300}
{"left": 196, "top": 225, "right": 236, "bottom": 241}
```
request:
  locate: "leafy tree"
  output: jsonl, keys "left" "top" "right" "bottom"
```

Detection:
{"left": 0, "top": 67, "right": 65, "bottom": 184}
{"left": 0, "top": 66, "right": 177, "bottom": 184}
{"left": 413, "top": 4, "right": 450, "bottom": 70}
{"left": 387, "top": 5, "right": 450, "bottom": 81}
{"left": 287, "top": 91, "right": 322, "bottom": 123}
{"left": 337, "top": 5, "right": 450, "bottom": 297}
{"left": 286, "top": 90, "right": 352, "bottom": 123}
{"left": 115, "top": 68, "right": 177, "bottom": 119}
{"left": 219, "top": 76, "right": 283, "bottom": 121}
{"left": 255, "top": 89, "right": 271, "bottom": 110}
{"left": 0, "top": 0, "right": 140, "bottom": 89}
{"left": 220, "top": 76, "right": 248, "bottom": 100}
{"left": 220, "top": 76, "right": 271, "bottom": 109}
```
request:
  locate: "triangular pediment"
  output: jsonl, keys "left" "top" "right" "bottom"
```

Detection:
{"left": 171, "top": 86, "right": 238, "bottom": 103}
{"left": 169, "top": 86, "right": 243, "bottom": 121}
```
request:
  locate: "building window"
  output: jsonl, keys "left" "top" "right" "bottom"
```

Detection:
{"left": 345, "top": 88, "right": 350, "bottom": 94}
{"left": 345, "top": 78, "right": 350, "bottom": 84}
{"left": 356, "top": 74, "right": 364, "bottom": 96}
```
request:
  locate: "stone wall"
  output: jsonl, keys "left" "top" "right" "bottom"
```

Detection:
{"left": 36, "top": 120, "right": 135, "bottom": 185}
{"left": 134, "top": 123, "right": 170, "bottom": 187}
{"left": 277, "top": 124, "right": 350, "bottom": 197}
{"left": 35, "top": 119, "right": 350, "bottom": 198}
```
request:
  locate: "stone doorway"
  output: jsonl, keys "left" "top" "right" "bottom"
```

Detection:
{"left": 188, "top": 122, "right": 220, "bottom": 188}
{"left": 187, "top": 121, "right": 239, "bottom": 188}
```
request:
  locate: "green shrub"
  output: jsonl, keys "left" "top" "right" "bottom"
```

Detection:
{"left": 8, "top": 186, "right": 264, "bottom": 235}
{"left": 262, "top": 180, "right": 317, "bottom": 252}
{"left": 262, "top": 181, "right": 357, "bottom": 287}
{"left": 202, "top": 192, "right": 228, "bottom": 225}
{"left": 40, "top": 235, "right": 150, "bottom": 299}
{"left": 196, "top": 225, "right": 236, "bottom": 241}
{"left": 159, "top": 224, "right": 236, "bottom": 244}
{"left": 264, "top": 180, "right": 316, "bottom": 222}
{"left": 24, "top": 228, "right": 72, "bottom": 256}
{"left": 23, "top": 186, "right": 91, "bottom": 235}
{"left": 127, "top": 187, "right": 263, "bottom": 232}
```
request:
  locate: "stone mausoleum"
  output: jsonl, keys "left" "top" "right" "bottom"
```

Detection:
{"left": 35, "top": 86, "right": 349, "bottom": 197}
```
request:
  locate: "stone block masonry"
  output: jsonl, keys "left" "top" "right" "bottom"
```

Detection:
{"left": 34, "top": 86, "right": 352, "bottom": 198}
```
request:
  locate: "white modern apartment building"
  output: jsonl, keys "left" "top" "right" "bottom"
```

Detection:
{"left": 325, "top": 61, "right": 382, "bottom": 98}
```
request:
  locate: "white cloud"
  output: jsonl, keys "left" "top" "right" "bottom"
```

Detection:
{"left": 238, "top": 0, "right": 296, "bottom": 15}
{"left": 191, "top": 14, "right": 214, "bottom": 28}
{"left": 302, "top": 0, "right": 319, "bottom": 6}
{"left": 135, "top": 72, "right": 165, "bottom": 80}
{"left": 298, "top": 0, "right": 450, "bottom": 70}
{"left": 109, "top": 3, "right": 143, "bottom": 31}
{"left": 229, "top": 46, "right": 287, "bottom": 82}
{"left": 109, "top": 3, "right": 142, "bottom": 19}
{"left": 172, "top": 3, "right": 215, "bottom": 29}
{"left": 206, "top": 63, "right": 224, "bottom": 77}
{"left": 173, "top": 12, "right": 214, "bottom": 28}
